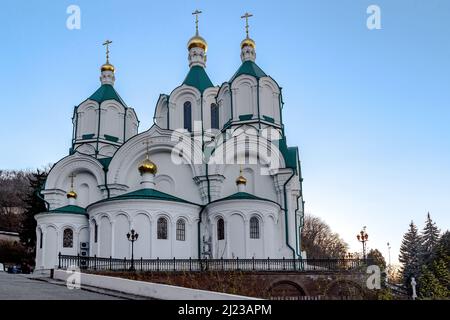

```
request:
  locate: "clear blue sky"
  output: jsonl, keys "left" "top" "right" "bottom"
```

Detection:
{"left": 0, "top": 0, "right": 449, "bottom": 264}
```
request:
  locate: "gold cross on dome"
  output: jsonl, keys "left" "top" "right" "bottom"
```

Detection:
{"left": 192, "top": 9, "right": 202, "bottom": 35}
{"left": 241, "top": 12, "right": 253, "bottom": 38}
{"left": 103, "top": 40, "right": 112, "bottom": 63}
{"left": 68, "top": 173, "right": 76, "bottom": 189}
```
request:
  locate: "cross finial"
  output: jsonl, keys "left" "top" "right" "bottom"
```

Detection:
{"left": 241, "top": 12, "right": 253, "bottom": 38}
{"left": 103, "top": 40, "right": 112, "bottom": 64}
{"left": 192, "top": 10, "right": 202, "bottom": 36}
{"left": 68, "top": 173, "right": 76, "bottom": 190}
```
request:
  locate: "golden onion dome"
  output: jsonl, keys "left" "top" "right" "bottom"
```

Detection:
{"left": 138, "top": 158, "right": 157, "bottom": 175}
{"left": 66, "top": 190, "right": 77, "bottom": 199}
{"left": 187, "top": 35, "right": 208, "bottom": 52}
{"left": 241, "top": 37, "right": 256, "bottom": 49}
{"left": 236, "top": 175, "right": 247, "bottom": 185}
{"left": 101, "top": 63, "right": 115, "bottom": 73}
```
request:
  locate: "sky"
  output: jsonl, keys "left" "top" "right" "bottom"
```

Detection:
{"left": 0, "top": 0, "right": 449, "bottom": 264}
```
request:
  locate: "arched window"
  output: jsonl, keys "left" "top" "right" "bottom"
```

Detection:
{"left": 176, "top": 219, "right": 186, "bottom": 241}
{"left": 183, "top": 101, "right": 192, "bottom": 132}
{"left": 250, "top": 217, "right": 260, "bottom": 239}
{"left": 157, "top": 217, "right": 168, "bottom": 240}
{"left": 211, "top": 103, "right": 219, "bottom": 129}
{"left": 94, "top": 222, "right": 98, "bottom": 243}
{"left": 63, "top": 228, "right": 73, "bottom": 248}
{"left": 39, "top": 229, "right": 43, "bottom": 249}
{"left": 217, "top": 218, "right": 225, "bottom": 240}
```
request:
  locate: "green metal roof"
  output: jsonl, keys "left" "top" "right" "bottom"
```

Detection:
{"left": 182, "top": 66, "right": 214, "bottom": 93}
{"left": 87, "top": 84, "right": 127, "bottom": 106}
{"left": 92, "top": 188, "right": 199, "bottom": 206}
{"left": 212, "top": 192, "right": 280, "bottom": 207}
{"left": 98, "top": 157, "right": 112, "bottom": 170}
{"left": 278, "top": 138, "right": 298, "bottom": 170}
{"left": 49, "top": 205, "right": 87, "bottom": 215}
{"left": 230, "top": 61, "right": 267, "bottom": 82}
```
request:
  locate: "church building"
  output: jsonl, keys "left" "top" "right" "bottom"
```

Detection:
{"left": 35, "top": 12, "right": 305, "bottom": 270}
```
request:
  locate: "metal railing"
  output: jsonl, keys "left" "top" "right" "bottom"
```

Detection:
{"left": 58, "top": 253, "right": 372, "bottom": 273}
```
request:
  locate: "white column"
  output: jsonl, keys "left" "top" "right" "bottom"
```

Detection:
{"left": 244, "top": 218, "right": 249, "bottom": 258}
{"left": 110, "top": 220, "right": 115, "bottom": 258}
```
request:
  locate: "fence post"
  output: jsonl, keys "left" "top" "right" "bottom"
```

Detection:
{"left": 236, "top": 257, "right": 239, "bottom": 270}
{"left": 267, "top": 257, "right": 270, "bottom": 271}
{"left": 221, "top": 257, "right": 224, "bottom": 271}
{"left": 283, "top": 257, "right": 286, "bottom": 271}
{"left": 140, "top": 257, "right": 143, "bottom": 272}
{"left": 173, "top": 257, "right": 176, "bottom": 272}
{"left": 252, "top": 257, "right": 255, "bottom": 271}
{"left": 124, "top": 257, "right": 126, "bottom": 272}
{"left": 189, "top": 257, "right": 192, "bottom": 271}
{"left": 157, "top": 257, "right": 160, "bottom": 272}
{"left": 109, "top": 256, "right": 112, "bottom": 271}
{"left": 94, "top": 255, "right": 97, "bottom": 270}
{"left": 77, "top": 254, "right": 80, "bottom": 268}
{"left": 58, "top": 252, "right": 61, "bottom": 269}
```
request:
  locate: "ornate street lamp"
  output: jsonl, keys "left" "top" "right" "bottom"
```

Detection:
{"left": 387, "top": 242, "right": 391, "bottom": 267}
{"left": 356, "top": 226, "right": 369, "bottom": 260}
{"left": 126, "top": 229, "right": 139, "bottom": 271}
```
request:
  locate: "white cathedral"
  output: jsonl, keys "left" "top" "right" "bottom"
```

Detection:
{"left": 35, "top": 13, "right": 305, "bottom": 270}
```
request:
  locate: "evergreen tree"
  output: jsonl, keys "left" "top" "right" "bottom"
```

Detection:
{"left": 432, "top": 231, "right": 450, "bottom": 292}
{"left": 418, "top": 265, "right": 447, "bottom": 299}
{"left": 399, "top": 221, "right": 424, "bottom": 287}
{"left": 19, "top": 169, "right": 48, "bottom": 263}
{"left": 431, "top": 258, "right": 450, "bottom": 294}
{"left": 434, "top": 231, "right": 450, "bottom": 263}
{"left": 421, "top": 212, "right": 441, "bottom": 258}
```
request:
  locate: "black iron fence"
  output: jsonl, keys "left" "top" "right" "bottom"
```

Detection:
{"left": 58, "top": 253, "right": 373, "bottom": 273}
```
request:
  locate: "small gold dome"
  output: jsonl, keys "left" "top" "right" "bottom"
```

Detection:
{"left": 187, "top": 35, "right": 208, "bottom": 52}
{"left": 66, "top": 190, "right": 77, "bottom": 199}
{"left": 101, "top": 63, "right": 115, "bottom": 72}
{"left": 138, "top": 158, "right": 157, "bottom": 175}
{"left": 236, "top": 175, "right": 247, "bottom": 185}
{"left": 241, "top": 37, "right": 256, "bottom": 49}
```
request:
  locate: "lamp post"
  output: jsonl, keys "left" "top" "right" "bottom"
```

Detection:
{"left": 387, "top": 242, "right": 391, "bottom": 267}
{"left": 126, "top": 229, "right": 139, "bottom": 271}
{"left": 356, "top": 226, "right": 369, "bottom": 261}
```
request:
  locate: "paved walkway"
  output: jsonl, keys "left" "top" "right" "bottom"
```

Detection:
{"left": 0, "top": 272, "right": 122, "bottom": 300}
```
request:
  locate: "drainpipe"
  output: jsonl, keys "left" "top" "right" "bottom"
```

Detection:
{"left": 230, "top": 85, "right": 234, "bottom": 123}
{"left": 95, "top": 103, "right": 102, "bottom": 157}
{"left": 295, "top": 158, "right": 305, "bottom": 256}
{"left": 123, "top": 107, "right": 127, "bottom": 142}
{"left": 256, "top": 78, "right": 261, "bottom": 129}
{"left": 197, "top": 92, "right": 212, "bottom": 258}
{"left": 282, "top": 170, "right": 297, "bottom": 261}
{"left": 103, "top": 167, "right": 110, "bottom": 198}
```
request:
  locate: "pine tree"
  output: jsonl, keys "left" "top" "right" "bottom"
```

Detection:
{"left": 432, "top": 231, "right": 450, "bottom": 292}
{"left": 431, "top": 258, "right": 450, "bottom": 294}
{"left": 421, "top": 212, "right": 441, "bottom": 257}
{"left": 418, "top": 265, "right": 447, "bottom": 299}
{"left": 19, "top": 169, "right": 48, "bottom": 264}
{"left": 434, "top": 231, "right": 450, "bottom": 264}
{"left": 399, "top": 221, "right": 424, "bottom": 287}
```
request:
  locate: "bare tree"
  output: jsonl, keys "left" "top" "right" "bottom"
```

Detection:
{"left": 301, "top": 214, "right": 348, "bottom": 258}
{"left": 0, "top": 170, "right": 32, "bottom": 232}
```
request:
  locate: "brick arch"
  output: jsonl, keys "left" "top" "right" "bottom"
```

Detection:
{"left": 268, "top": 280, "right": 307, "bottom": 298}
{"left": 325, "top": 280, "right": 366, "bottom": 300}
